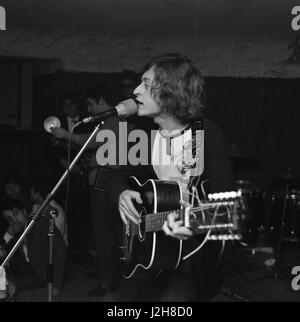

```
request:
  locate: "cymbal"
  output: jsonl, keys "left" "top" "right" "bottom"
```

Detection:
{"left": 230, "top": 143, "right": 256, "bottom": 159}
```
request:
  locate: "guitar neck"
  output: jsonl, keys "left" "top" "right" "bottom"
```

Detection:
{"left": 145, "top": 209, "right": 181, "bottom": 232}
{"left": 129, "top": 177, "right": 242, "bottom": 236}
{"left": 144, "top": 201, "right": 236, "bottom": 233}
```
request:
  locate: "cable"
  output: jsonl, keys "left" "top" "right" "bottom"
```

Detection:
{"left": 217, "top": 239, "right": 226, "bottom": 267}
{"left": 182, "top": 205, "right": 219, "bottom": 261}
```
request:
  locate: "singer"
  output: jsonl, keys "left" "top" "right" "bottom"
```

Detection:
{"left": 106, "top": 53, "right": 234, "bottom": 301}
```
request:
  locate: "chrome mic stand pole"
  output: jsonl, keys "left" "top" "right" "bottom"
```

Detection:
{"left": 47, "top": 208, "right": 57, "bottom": 302}
{"left": 0, "top": 121, "right": 104, "bottom": 302}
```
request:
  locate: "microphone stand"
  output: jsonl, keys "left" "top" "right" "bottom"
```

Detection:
{"left": 0, "top": 120, "right": 105, "bottom": 302}
{"left": 46, "top": 206, "right": 58, "bottom": 302}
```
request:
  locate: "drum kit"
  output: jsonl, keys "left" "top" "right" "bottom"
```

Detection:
{"left": 230, "top": 143, "right": 300, "bottom": 247}
{"left": 271, "top": 188, "right": 300, "bottom": 242}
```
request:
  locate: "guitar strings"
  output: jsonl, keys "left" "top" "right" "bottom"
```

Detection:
{"left": 140, "top": 210, "right": 231, "bottom": 221}
{"left": 139, "top": 206, "right": 233, "bottom": 221}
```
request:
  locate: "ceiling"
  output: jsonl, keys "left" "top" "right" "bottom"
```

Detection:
{"left": 2, "top": 0, "right": 297, "bottom": 37}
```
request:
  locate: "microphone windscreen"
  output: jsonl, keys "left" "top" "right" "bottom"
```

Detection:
{"left": 44, "top": 116, "right": 61, "bottom": 133}
{"left": 115, "top": 99, "right": 138, "bottom": 118}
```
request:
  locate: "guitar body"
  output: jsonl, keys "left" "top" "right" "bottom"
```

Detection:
{"left": 120, "top": 176, "right": 183, "bottom": 279}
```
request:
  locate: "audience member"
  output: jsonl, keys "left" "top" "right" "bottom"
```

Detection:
{"left": 30, "top": 179, "right": 68, "bottom": 247}
{"left": 2, "top": 174, "right": 30, "bottom": 212}
{"left": 0, "top": 198, "right": 44, "bottom": 293}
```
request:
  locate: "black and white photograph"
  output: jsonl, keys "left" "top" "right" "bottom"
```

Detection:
{"left": 0, "top": 1, "right": 300, "bottom": 306}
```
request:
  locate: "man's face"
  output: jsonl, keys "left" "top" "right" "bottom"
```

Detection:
{"left": 86, "top": 97, "right": 105, "bottom": 115}
{"left": 62, "top": 98, "right": 78, "bottom": 118}
{"left": 2, "top": 208, "right": 26, "bottom": 232}
{"left": 2, "top": 209, "right": 16, "bottom": 225}
{"left": 133, "top": 67, "right": 161, "bottom": 118}
{"left": 2, "top": 208, "right": 23, "bottom": 225}
{"left": 4, "top": 183, "right": 21, "bottom": 199}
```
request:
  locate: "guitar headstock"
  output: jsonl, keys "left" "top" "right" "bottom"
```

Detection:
{"left": 207, "top": 190, "right": 242, "bottom": 202}
{"left": 187, "top": 190, "right": 248, "bottom": 241}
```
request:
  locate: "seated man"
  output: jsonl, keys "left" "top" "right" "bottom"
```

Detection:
{"left": 0, "top": 198, "right": 43, "bottom": 293}
{"left": 2, "top": 174, "right": 30, "bottom": 212}
{"left": 1, "top": 199, "right": 28, "bottom": 260}
{"left": 30, "top": 180, "right": 68, "bottom": 247}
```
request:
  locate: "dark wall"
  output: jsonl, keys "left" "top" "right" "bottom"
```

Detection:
{"left": 0, "top": 128, "right": 53, "bottom": 194}
{"left": 205, "top": 77, "right": 300, "bottom": 180}
{"left": 0, "top": 70, "right": 136, "bottom": 191}
{"left": 1, "top": 72, "right": 299, "bottom": 194}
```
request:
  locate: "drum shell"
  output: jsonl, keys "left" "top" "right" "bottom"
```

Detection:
{"left": 270, "top": 190, "right": 300, "bottom": 241}
{"left": 235, "top": 182, "right": 266, "bottom": 241}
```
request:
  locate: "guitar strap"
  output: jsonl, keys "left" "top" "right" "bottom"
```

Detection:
{"left": 191, "top": 119, "right": 204, "bottom": 157}
{"left": 187, "top": 118, "right": 205, "bottom": 204}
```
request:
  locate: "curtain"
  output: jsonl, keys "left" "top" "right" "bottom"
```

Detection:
{"left": 205, "top": 77, "right": 300, "bottom": 182}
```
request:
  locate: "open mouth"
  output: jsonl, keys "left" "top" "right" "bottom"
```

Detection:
{"left": 137, "top": 103, "right": 144, "bottom": 111}
{"left": 134, "top": 98, "right": 143, "bottom": 106}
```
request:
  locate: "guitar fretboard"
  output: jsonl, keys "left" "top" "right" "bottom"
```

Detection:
{"left": 145, "top": 209, "right": 181, "bottom": 232}
{"left": 143, "top": 202, "right": 235, "bottom": 233}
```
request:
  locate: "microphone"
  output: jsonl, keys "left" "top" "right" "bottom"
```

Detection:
{"left": 43, "top": 116, "right": 61, "bottom": 133}
{"left": 81, "top": 98, "right": 138, "bottom": 124}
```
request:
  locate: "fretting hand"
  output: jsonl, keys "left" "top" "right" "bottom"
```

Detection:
{"left": 162, "top": 200, "right": 194, "bottom": 240}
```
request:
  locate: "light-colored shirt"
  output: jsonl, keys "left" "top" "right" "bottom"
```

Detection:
{"left": 152, "top": 128, "right": 204, "bottom": 201}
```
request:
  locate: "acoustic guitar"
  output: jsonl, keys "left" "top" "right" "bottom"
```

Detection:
{"left": 119, "top": 176, "right": 247, "bottom": 279}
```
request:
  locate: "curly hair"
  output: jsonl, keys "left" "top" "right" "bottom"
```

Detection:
{"left": 142, "top": 53, "right": 205, "bottom": 122}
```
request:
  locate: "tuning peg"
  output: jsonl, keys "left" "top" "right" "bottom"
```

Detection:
{"left": 208, "top": 190, "right": 243, "bottom": 201}
{"left": 223, "top": 192, "right": 230, "bottom": 199}
{"left": 208, "top": 193, "right": 219, "bottom": 200}
{"left": 229, "top": 191, "right": 237, "bottom": 198}
{"left": 208, "top": 234, "right": 242, "bottom": 241}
